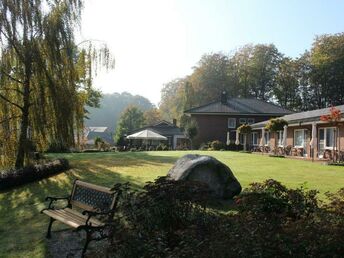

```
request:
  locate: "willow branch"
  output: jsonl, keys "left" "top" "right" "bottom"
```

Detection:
{"left": 0, "top": 87, "right": 24, "bottom": 95}
{"left": 0, "top": 69, "right": 24, "bottom": 84}
{"left": 0, "top": 93, "right": 23, "bottom": 110}
{"left": 0, "top": 115, "right": 20, "bottom": 124}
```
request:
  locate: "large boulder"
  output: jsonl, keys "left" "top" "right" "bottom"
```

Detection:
{"left": 167, "top": 154, "right": 241, "bottom": 199}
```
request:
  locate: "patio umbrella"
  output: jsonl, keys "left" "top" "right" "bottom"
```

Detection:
{"left": 260, "top": 128, "right": 265, "bottom": 147}
{"left": 126, "top": 129, "right": 167, "bottom": 140}
{"left": 309, "top": 122, "right": 316, "bottom": 149}
{"left": 235, "top": 130, "right": 240, "bottom": 145}
{"left": 282, "top": 125, "right": 288, "bottom": 147}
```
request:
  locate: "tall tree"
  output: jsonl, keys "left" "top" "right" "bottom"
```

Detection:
{"left": 249, "top": 44, "right": 282, "bottom": 100}
{"left": 189, "top": 53, "right": 232, "bottom": 104}
{"left": 274, "top": 57, "right": 301, "bottom": 111}
{"left": 115, "top": 106, "right": 145, "bottom": 144}
{"left": 228, "top": 44, "right": 254, "bottom": 98}
{"left": 0, "top": 0, "right": 113, "bottom": 168}
{"left": 309, "top": 33, "right": 344, "bottom": 107}
{"left": 143, "top": 108, "right": 162, "bottom": 125}
{"left": 159, "top": 78, "right": 187, "bottom": 122}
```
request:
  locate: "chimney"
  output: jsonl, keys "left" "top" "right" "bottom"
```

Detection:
{"left": 221, "top": 91, "right": 228, "bottom": 104}
{"left": 172, "top": 119, "right": 177, "bottom": 126}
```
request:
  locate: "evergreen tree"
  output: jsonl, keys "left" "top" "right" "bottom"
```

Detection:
{"left": 115, "top": 106, "right": 145, "bottom": 144}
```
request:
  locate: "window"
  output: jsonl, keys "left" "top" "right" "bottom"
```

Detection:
{"left": 247, "top": 118, "right": 255, "bottom": 125}
{"left": 264, "top": 132, "right": 270, "bottom": 146}
{"left": 251, "top": 132, "right": 258, "bottom": 146}
{"left": 228, "top": 118, "right": 236, "bottom": 128}
{"left": 277, "top": 131, "right": 284, "bottom": 146}
{"left": 294, "top": 129, "right": 306, "bottom": 148}
{"left": 319, "top": 127, "right": 335, "bottom": 150}
{"left": 239, "top": 118, "right": 247, "bottom": 125}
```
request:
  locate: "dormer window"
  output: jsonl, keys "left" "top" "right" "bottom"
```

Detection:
{"left": 239, "top": 118, "right": 246, "bottom": 124}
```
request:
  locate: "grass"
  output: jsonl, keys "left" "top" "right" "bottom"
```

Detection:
{"left": 0, "top": 150, "right": 344, "bottom": 257}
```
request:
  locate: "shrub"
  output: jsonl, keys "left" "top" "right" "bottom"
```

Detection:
{"left": 0, "top": 159, "right": 69, "bottom": 190}
{"left": 210, "top": 140, "right": 225, "bottom": 150}
{"left": 156, "top": 143, "right": 168, "bottom": 151}
{"left": 237, "top": 124, "right": 252, "bottom": 134}
{"left": 102, "top": 179, "right": 344, "bottom": 258}
{"left": 199, "top": 142, "right": 210, "bottom": 150}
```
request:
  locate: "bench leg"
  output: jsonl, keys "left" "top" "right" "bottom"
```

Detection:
{"left": 46, "top": 217, "right": 55, "bottom": 239}
{"left": 81, "top": 230, "right": 92, "bottom": 258}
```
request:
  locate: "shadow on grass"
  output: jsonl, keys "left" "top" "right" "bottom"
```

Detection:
{"left": 0, "top": 152, "right": 180, "bottom": 257}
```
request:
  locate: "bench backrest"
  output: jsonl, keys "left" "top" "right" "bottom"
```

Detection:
{"left": 70, "top": 180, "right": 117, "bottom": 212}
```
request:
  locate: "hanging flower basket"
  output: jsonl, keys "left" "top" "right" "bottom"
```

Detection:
{"left": 237, "top": 124, "right": 252, "bottom": 134}
{"left": 265, "top": 118, "right": 288, "bottom": 132}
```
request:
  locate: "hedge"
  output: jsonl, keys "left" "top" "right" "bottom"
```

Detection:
{"left": 0, "top": 159, "right": 69, "bottom": 191}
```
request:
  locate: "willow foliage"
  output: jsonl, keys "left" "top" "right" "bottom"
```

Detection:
{"left": 0, "top": 0, "right": 114, "bottom": 168}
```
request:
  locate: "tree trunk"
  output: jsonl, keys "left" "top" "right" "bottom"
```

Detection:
{"left": 15, "top": 81, "right": 30, "bottom": 168}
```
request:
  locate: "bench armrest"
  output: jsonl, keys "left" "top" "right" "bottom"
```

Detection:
{"left": 42, "top": 196, "right": 70, "bottom": 211}
{"left": 82, "top": 209, "right": 114, "bottom": 225}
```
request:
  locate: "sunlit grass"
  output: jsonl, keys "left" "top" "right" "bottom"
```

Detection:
{"left": 0, "top": 151, "right": 343, "bottom": 257}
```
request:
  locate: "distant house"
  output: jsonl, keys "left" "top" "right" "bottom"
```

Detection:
{"left": 250, "top": 105, "right": 344, "bottom": 160}
{"left": 84, "top": 127, "right": 114, "bottom": 146}
{"left": 184, "top": 92, "right": 292, "bottom": 147}
{"left": 129, "top": 120, "right": 187, "bottom": 149}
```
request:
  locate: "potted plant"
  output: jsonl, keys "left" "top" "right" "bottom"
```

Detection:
{"left": 265, "top": 118, "right": 288, "bottom": 156}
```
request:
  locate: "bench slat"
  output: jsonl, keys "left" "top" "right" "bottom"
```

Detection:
{"left": 43, "top": 208, "right": 104, "bottom": 228}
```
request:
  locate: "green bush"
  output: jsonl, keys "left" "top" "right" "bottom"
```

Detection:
{"left": 156, "top": 143, "right": 168, "bottom": 151}
{"left": 103, "top": 179, "right": 344, "bottom": 258}
{"left": 210, "top": 140, "right": 225, "bottom": 150}
{"left": 199, "top": 142, "right": 210, "bottom": 150}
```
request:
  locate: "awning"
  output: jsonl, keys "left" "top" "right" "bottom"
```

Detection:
{"left": 126, "top": 129, "right": 167, "bottom": 140}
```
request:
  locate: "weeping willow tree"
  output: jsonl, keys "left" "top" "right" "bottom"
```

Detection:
{"left": 0, "top": 0, "right": 114, "bottom": 168}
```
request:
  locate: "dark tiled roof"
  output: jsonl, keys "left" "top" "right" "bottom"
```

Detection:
{"left": 130, "top": 120, "right": 185, "bottom": 136}
{"left": 251, "top": 104, "right": 344, "bottom": 129}
{"left": 185, "top": 98, "right": 292, "bottom": 115}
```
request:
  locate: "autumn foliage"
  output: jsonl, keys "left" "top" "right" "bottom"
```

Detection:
{"left": 320, "top": 107, "right": 342, "bottom": 123}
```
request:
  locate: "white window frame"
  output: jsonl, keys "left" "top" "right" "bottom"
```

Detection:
{"left": 239, "top": 118, "right": 247, "bottom": 125}
{"left": 228, "top": 118, "right": 236, "bottom": 128}
{"left": 247, "top": 118, "right": 255, "bottom": 125}
{"left": 319, "top": 127, "right": 336, "bottom": 150}
{"left": 264, "top": 132, "right": 270, "bottom": 146}
{"left": 251, "top": 132, "right": 258, "bottom": 146}
{"left": 294, "top": 129, "right": 306, "bottom": 148}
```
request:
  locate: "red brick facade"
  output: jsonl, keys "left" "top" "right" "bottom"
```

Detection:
{"left": 191, "top": 114, "right": 278, "bottom": 147}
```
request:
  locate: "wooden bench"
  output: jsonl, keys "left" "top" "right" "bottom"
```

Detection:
{"left": 41, "top": 180, "right": 122, "bottom": 256}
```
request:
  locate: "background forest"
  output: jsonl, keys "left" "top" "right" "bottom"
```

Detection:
{"left": 159, "top": 33, "right": 344, "bottom": 122}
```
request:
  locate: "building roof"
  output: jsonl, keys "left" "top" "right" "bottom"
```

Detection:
{"left": 127, "top": 129, "right": 167, "bottom": 140}
{"left": 84, "top": 126, "right": 114, "bottom": 144}
{"left": 184, "top": 98, "right": 292, "bottom": 115}
{"left": 87, "top": 127, "right": 108, "bottom": 133}
{"left": 251, "top": 105, "right": 344, "bottom": 129}
{"left": 130, "top": 120, "right": 185, "bottom": 136}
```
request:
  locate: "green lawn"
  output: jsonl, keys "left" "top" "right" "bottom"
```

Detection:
{"left": 0, "top": 151, "right": 343, "bottom": 257}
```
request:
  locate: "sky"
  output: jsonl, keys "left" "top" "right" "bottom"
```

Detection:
{"left": 80, "top": 0, "right": 344, "bottom": 106}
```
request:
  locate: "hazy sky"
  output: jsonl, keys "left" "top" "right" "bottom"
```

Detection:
{"left": 80, "top": 0, "right": 344, "bottom": 105}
